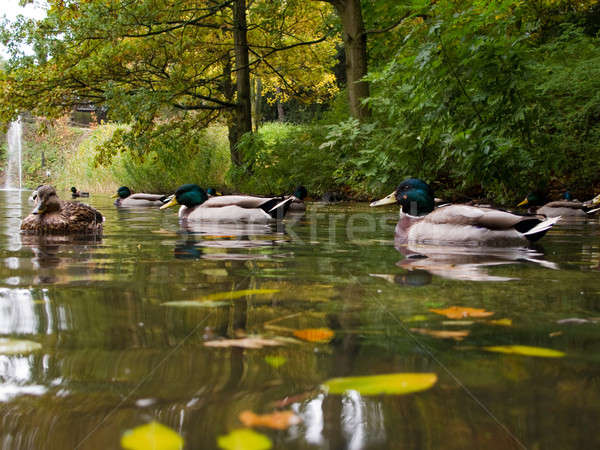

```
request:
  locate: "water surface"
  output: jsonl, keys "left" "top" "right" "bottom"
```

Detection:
{"left": 0, "top": 190, "right": 599, "bottom": 449}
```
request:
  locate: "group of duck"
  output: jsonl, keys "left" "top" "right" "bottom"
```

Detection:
{"left": 19, "top": 179, "right": 600, "bottom": 248}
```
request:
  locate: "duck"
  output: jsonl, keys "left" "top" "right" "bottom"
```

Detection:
{"left": 70, "top": 186, "right": 89, "bottom": 198}
{"left": 517, "top": 191, "right": 599, "bottom": 218}
{"left": 160, "top": 184, "right": 295, "bottom": 223}
{"left": 21, "top": 185, "right": 103, "bottom": 234}
{"left": 113, "top": 186, "right": 167, "bottom": 207}
{"left": 370, "top": 178, "right": 560, "bottom": 246}
{"left": 288, "top": 185, "right": 308, "bottom": 211}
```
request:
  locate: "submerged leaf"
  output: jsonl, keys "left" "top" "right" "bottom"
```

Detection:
{"left": 204, "top": 337, "right": 282, "bottom": 349}
{"left": 483, "top": 345, "right": 565, "bottom": 358}
{"left": 200, "top": 289, "right": 280, "bottom": 302}
{"left": 410, "top": 328, "right": 470, "bottom": 341}
{"left": 429, "top": 306, "right": 494, "bottom": 319}
{"left": 323, "top": 373, "right": 437, "bottom": 395}
{"left": 403, "top": 314, "right": 428, "bottom": 323}
{"left": 217, "top": 429, "right": 272, "bottom": 450}
{"left": 121, "top": 421, "right": 183, "bottom": 450}
{"left": 293, "top": 328, "right": 334, "bottom": 343}
{"left": 488, "top": 318, "right": 512, "bottom": 326}
{"left": 0, "top": 338, "right": 42, "bottom": 355}
{"left": 264, "top": 355, "right": 287, "bottom": 368}
{"left": 239, "top": 410, "right": 301, "bottom": 430}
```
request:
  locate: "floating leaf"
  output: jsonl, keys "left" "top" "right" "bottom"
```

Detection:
{"left": 264, "top": 355, "right": 287, "bottom": 368}
{"left": 200, "top": 289, "right": 280, "bottom": 302}
{"left": 483, "top": 345, "right": 565, "bottom": 358}
{"left": 403, "top": 315, "right": 428, "bottom": 323}
{"left": 217, "top": 429, "right": 272, "bottom": 450}
{"left": 121, "top": 421, "right": 183, "bottom": 450}
{"left": 162, "top": 300, "right": 229, "bottom": 308}
{"left": 488, "top": 318, "right": 512, "bottom": 326}
{"left": 0, "top": 338, "right": 42, "bottom": 355}
{"left": 323, "top": 373, "right": 437, "bottom": 396}
{"left": 442, "top": 320, "right": 474, "bottom": 326}
{"left": 239, "top": 410, "right": 301, "bottom": 430}
{"left": 429, "top": 306, "right": 494, "bottom": 319}
{"left": 293, "top": 328, "right": 334, "bottom": 343}
{"left": 204, "top": 337, "right": 282, "bottom": 349}
{"left": 549, "top": 331, "right": 563, "bottom": 337}
{"left": 410, "top": 328, "right": 470, "bottom": 341}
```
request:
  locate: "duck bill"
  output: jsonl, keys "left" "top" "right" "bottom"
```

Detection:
{"left": 32, "top": 203, "right": 44, "bottom": 215}
{"left": 160, "top": 196, "right": 179, "bottom": 210}
{"left": 592, "top": 194, "right": 600, "bottom": 206}
{"left": 370, "top": 191, "right": 397, "bottom": 207}
{"left": 517, "top": 198, "right": 529, "bottom": 207}
{"left": 111, "top": 193, "right": 119, "bottom": 198}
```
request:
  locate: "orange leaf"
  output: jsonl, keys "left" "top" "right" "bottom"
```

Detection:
{"left": 293, "top": 328, "right": 334, "bottom": 343}
{"left": 429, "top": 306, "right": 494, "bottom": 319}
{"left": 239, "top": 410, "right": 301, "bottom": 430}
{"left": 410, "top": 328, "right": 470, "bottom": 341}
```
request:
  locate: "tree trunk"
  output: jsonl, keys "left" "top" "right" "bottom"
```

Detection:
{"left": 327, "top": 0, "right": 370, "bottom": 120}
{"left": 230, "top": 0, "right": 253, "bottom": 166}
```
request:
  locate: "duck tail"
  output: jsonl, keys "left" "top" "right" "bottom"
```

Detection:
{"left": 585, "top": 207, "right": 600, "bottom": 215}
{"left": 260, "top": 196, "right": 294, "bottom": 219}
{"left": 523, "top": 216, "right": 561, "bottom": 242}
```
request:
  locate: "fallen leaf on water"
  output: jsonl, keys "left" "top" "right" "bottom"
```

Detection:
{"left": 483, "top": 345, "right": 565, "bottom": 358}
{"left": 556, "top": 317, "right": 597, "bottom": 325}
{"left": 121, "top": 421, "right": 183, "bottom": 450}
{"left": 403, "top": 315, "right": 428, "bottom": 323}
{"left": 204, "top": 337, "right": 282, "bottom": 349}
{"left": 264, "top": 355, "right": 287, "bottom": 368}
{"left": 293, "top": 328, "right": 334, "bottom": 343}
{"left": 488, "top": 318, "right": 512, "bottom": 326}
{"left": 239, "top": 410, "right": 301, "bottom": 430}
{"left": 217, "top": 429, "right": 272, "bottom": 450}
{"left": 0, "top": 338, "right": 42, "bottom": 355}
{"left": 429, "top": 306, "right": 494, "bottom": 319}
{"left": 410, "top": 328, "right": 470, "bottom": 341}
{"left": 442, "top": 320, "right": 474, "bottom": 326}
{"left": 549, "top": 331, "right": 563, "bottom": 337}
{"left": 323, "top": 373, "right": 437, "bottom": 396}
{"left": 200, "top": 289, "right": 280, "bottom": 302}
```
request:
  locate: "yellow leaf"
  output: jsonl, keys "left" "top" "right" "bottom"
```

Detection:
{"left": 410, "top": 328, "right": 470, "bottom": 341}
{"left": 323, "top": 373, "right": 437, "bottom": 396}
{"left": 200, "top": 289, "right": 280, "bottom": 302}
{"left": 403, "top": 315, "right": 428, "bottom": 323}
{"left": 293, "top": 328, "right": 334, "bottom": 343}
{"left": 484, "top": 345, "right": 565, "bottom": 358}
{"left": 488, "top": 318, "right": 512, "bottom": 326}
{"left": 239, "top": 410, "right": 301, "bottom": 430}
{"left": 204, "top": 337, "right": 282, "bottom": 349}
{"left": 121, "top": 422, "right": 183, "bottom": 450}
{"left": 217, "top": 429, "right": 272, "bottom": 450}
{"left": 429, "top": 306, "right": 494, "bottom": 319}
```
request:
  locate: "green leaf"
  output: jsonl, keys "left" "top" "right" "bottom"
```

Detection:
{"left": 0, "top": 338, "right": 42, "bottom": 355}
{"left": 264, "top": 355, "right": 287, "bottom": 368}
{"left": 121, "top": 422, "right": 183, "bottom": 450}
{"left": 217, "top": 429, "right": 272, "bottom": 450}
{"left": 199, "top": 289, "right": 280, "bottom": 302}
{"left": 322, "top": 373, "right": 437, "bottom": 396}
{"left": 483, "top": 345, "right": 565, "bottom": 358}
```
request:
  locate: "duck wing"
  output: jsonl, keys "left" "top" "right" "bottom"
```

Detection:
{"left": 202, "top": 195, "right": 279, "bottom": 209}
{"left": 62, "top": 201, "right": 104, "bottom": 224}
{"left": 130, "top": 193, "right": 167, "bottom": 202}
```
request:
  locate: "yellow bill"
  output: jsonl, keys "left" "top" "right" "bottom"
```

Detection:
{"left": 111, "top": 193, "right": 119, "bottom": 198}
{"left": 517, "top": 197, "right": 529, "bottom": 207}
{"left": 160, "top": 196, "right": 179, "bottom": 210}
{"left": 370, "top": 191, "right": 397, "bottom": 207}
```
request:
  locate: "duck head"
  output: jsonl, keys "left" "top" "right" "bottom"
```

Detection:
{"left": 161, "top": 184, "right": 208, "bottom": 210}
{"left": 206, "top": 188, "right": 217, "bottom": 197}
{"left": 113, "top": 186, "right": 132, "bottom": 199}
{"left": 370, "top": 178, "right": 435, "bottom": 216}
{"left": 294, "top": 185, "right": 308, "bottom": 200}
{"left": 32, "top": 185, "right": 61, "bottom": 215}
{"left": 70, "top": 187, "right": 77, "bottom": 194}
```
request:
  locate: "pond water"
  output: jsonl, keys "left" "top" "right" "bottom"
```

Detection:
{"left": 0, "top": 190, "right": 599, "bottom": 449}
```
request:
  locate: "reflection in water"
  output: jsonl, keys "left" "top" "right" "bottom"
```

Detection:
{"left": 389, "top": 242, "right": 558, "bottom": 282}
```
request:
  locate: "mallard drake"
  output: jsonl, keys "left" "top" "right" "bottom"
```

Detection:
{"left": 288, "top": 185, "right": 308, "bottom": 211}
{"left": 70, "top": 186, "right": 89, "bottom": 198}
{"left": 370, "top": 178, "right": 560, "bottom": 246}
{"left": 517, "top": 192, "right": 599, "bottom": 218}
{"left": 160, "top": 184, "right": 294, "bottom": 223}
{"left": 21, "top": 185, "right": 103, "bottom": 234}
{"left": 113, "top": 186, "right": 167, "bottom": 207}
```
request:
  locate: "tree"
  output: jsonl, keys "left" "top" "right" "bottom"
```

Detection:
{"left": 0, "top": 0, "right": 338, "bottom": 167}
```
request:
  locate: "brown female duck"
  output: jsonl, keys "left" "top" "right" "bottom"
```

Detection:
{"left": 21, "top": 185, "right": 103, "bottom": 234}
